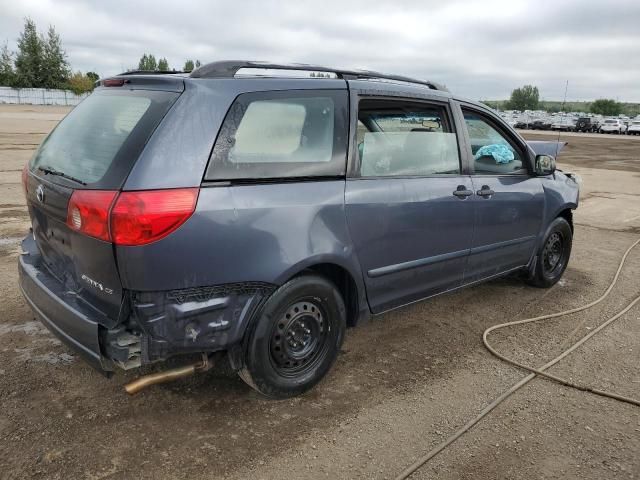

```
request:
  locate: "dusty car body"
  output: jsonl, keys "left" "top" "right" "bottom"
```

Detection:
{"left": 19, "top": 61, "right": 580, "bottom": 397}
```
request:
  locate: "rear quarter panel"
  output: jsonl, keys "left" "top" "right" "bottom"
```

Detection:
{"left": 115, "top": 181, "right": 365, "bottom": 296}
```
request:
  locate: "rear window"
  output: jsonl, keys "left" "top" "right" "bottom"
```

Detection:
{"left": 604, "top": 120, "right": 617, "bottom": 124}
{"left": 206, "top": 90, "right": 348, "bottom": 181}
{"left": 31, "top": 89, "right": 179, "bottom": 188}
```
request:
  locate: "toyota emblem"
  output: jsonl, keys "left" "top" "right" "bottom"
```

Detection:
{"left": 36, "top": 184, "right": 45, "bottom": 203}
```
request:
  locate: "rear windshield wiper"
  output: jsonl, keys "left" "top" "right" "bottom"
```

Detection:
{"left": 37, "top": 165, "right": 87, "bottom": 186}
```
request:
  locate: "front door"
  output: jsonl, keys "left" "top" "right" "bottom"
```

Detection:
{"left": 345, "top": 98, "right": 474, "bottom": 313}
{"left": 459, "top": 107, "right": 544, "bottom": 283}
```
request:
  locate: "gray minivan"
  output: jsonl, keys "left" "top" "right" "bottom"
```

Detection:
{"left": 19, "top": 61, "right": 579, "bottom": 398}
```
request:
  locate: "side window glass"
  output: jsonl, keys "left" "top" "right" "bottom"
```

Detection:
{"left": 357, "top": 101, "right": 460, "bottom": 177}
{"left": 462, "top": 110, "right": 525, "bottom": 174}
{"left": 232, "top": 98, "right": 333, "bottom": 162}
{"left": 206, "top": 91, "right": 347, "bottom": 181}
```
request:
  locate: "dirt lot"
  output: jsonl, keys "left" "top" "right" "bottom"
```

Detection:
{"left": 0, "top": 105, "right": 639, "bottom": 480}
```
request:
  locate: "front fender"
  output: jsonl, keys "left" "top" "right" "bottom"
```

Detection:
{"left": 537, "top": 171, "right": 580, "bottom": 245}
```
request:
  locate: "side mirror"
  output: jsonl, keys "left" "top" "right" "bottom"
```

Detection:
{"left": 535, "top": 154, "right": 556, "bottom": 175}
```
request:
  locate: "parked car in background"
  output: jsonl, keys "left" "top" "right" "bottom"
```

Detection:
{"left": 530, "top": 118, "right": 553, "bottom": 131}
{"left": 551, "top": 117, "right": 577, "bottom": 131}
{"left": 600, "top": 119, "right": 627, "bottom": 134}
{"left": 575, "top": 117, "right": 597, "bottom": 133}
{"left": 19, "top": 61, "right": 580, "bottom": 398}
{"left": 627, "top": 120, "right": 640, "bottom": 135}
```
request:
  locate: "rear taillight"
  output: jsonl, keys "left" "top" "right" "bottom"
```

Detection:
{"left": 22, "top": 164, "right": 29, "bottom": 198}
{"left": 102, "top": 78, "right": 125, "bottom": 87}
{"left": 66, "top": 188, "right": 198, "bottom": 245}
{"left": 67, "top": 190, "right": 118, "bottom": 242}
{"left": 110, "top": 188, "right": 198, "bottom": 246}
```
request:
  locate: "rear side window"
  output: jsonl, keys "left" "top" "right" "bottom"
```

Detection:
{"left": 206, "top": 90, "right": 348, "bottom": 181}
{"left": 357, "top": 99, "right": 460, "bottom": 177}
{"left": 30, "top": 89, "right": 179, "bottom": 188}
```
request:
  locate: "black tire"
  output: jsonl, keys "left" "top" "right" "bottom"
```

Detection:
{"left": 527, "top": 217, "right": 573, "bottom": 288}
{"left": 238, "top": 274, "right": 346, "bottom": 398}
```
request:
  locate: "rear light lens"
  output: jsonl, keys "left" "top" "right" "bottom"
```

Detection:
{"left": 102, "top": 78, "right": 125, "bottom": 87}
{"left": 110, "top": 188, "right": 199, "bottom": 246}
{"left": 66, "top": 188, "right": 198, "bottom": 245}
{"left": 67, "top": 190, "right": 118, "bottom": 241}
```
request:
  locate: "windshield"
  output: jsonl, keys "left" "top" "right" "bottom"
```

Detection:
{"left": 31, "top": 89, "right": 179, "bottom": 188}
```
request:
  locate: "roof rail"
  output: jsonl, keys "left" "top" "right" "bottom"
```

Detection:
{"left": 118, "top": 70, "right": 187, "bottom": 76}
{"left": 189, "top": 60, "right": 447, "bottom": 91}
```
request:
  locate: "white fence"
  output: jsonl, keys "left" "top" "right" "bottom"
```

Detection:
{"left": 0, "top": 86, "right": 89, "bottom": 106}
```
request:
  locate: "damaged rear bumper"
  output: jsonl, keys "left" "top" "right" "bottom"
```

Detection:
{"left": 127, "top": 282, "right": 275, "bottom": 365}
{"left": 19, "top": 235, "right": 275, "bottom": 373}
{"left": 19, "top": 237, "right": 114, "bottom": 373}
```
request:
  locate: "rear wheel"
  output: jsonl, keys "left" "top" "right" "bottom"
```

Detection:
{"left": 527, "top": 217, "right": 572, "bottom": 288}
{"left": 239, "top": 274, "right": 346, "bottom": 398}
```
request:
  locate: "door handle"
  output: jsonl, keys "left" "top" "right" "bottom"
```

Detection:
{"left": 476, "top": 185, "right": 495, "bottom": 198}
{"left": 453, "top": 185, "right": 473, "bottom": 198}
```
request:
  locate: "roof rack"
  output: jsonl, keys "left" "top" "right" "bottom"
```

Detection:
{"left": 189, "top": 60, "right": 447, "bottom": 91}
{"left": 118, "top": 70, "right": 187, "bottom": 76}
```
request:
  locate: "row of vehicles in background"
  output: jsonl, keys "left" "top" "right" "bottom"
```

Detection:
{"left": 501, "top": 111, "right": 640, "bottom": 135}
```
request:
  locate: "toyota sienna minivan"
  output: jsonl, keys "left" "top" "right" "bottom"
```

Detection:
{"left": 19, "top": 61, "right": 579, "bottom": 398}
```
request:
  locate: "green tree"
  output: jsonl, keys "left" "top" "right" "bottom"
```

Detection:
{"left": 41, "top": 25, "right": 70, "bottom": 88}
{"left": 157, "top": 57, "right": 169, "bottom": 70}
{"left": 86, "top": 71, "right": 99, "bottom": 82}
{"left": 66, "top": 71, "right": 94, "bottom": 95}
{"left": 506, "top": 85, "right": 539, "bottom": 111}
{"left": 138, "top": 53, "right": 157, "bottom": 71}
{"left": 548, "top": 105, "right": 561, "bottom": 113}
{"left": 0, "top": 42, "right": 15, "bottom": 86}
{"left": 14, "top": 17, "right": 44, "bottom": 87}
{"left": 590, "top": 99, "right": 622, "bottom": 116}
{"left": 183, "top": 59, "right": 194, "bottom": 72}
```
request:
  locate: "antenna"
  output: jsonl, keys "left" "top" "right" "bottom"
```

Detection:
{"left": 556, "top": 80, "right": 569, "bottom": 158}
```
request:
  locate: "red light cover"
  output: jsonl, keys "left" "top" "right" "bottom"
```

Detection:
{"left": 110, "top": 188, "right": 198, "bottom": 246}
{"left": 66, "top": 190, "right": 118, "bottom": 241}
{"left": 102, "top": 78, "right": 125, "bottom": 87}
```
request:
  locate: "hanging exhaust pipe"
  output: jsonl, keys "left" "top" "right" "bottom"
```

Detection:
{"left": 124, "top": 354, "right": 211, "bottom": 395}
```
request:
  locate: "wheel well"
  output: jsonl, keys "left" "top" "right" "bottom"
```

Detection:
{"left": 558, "top": 209, "right": 574, "bottom": 231}
{"left": 305, "top": 263, "right": 360, "bottom": 328}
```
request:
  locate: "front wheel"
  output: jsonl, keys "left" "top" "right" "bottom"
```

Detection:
{"left": 239, "top": 274, "right": 346, "bottom": 398}
{"left": 527, "top": 217, "right": 573, "bottom": 288}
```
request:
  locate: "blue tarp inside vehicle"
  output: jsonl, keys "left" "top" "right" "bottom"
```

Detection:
{"left": 475, "top": 144, "right": 515, "bottom": 164}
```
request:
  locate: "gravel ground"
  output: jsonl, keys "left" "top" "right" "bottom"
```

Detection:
{"left": 0, "top": 105, "right": 638, "bottom": 480}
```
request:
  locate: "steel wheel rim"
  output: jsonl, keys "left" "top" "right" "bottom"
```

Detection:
{"left": 269, "top": 300, "right": 328, "bottom": 377}
{"left": 542, "top": 232, "right": 564, "bottom": 275}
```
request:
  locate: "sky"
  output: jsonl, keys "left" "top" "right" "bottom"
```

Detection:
{"left": 1, "top": 0, "right": 639, "bottom": 102}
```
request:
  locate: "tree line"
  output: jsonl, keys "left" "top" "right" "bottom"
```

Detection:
{"left": 0, "top": 18, "right": 98, "bottom": 95}
{"left": 487, "top": 84, "right": 633, "bottom": 116}
{"left": 0, "top": 18, "right": 204, "bottom": 96}
{"left": 136, "top": 54, "right": 201, "bottom": 73}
